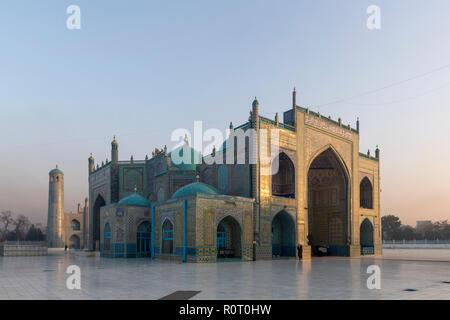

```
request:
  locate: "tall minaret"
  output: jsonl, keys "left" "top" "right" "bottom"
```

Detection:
{"left": 47, "top": 165, "right": 64, "bottom": 248}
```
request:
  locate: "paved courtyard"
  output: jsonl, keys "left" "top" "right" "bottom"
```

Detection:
{"left": 0, "top": 249, "right": 449, "bottom": 300}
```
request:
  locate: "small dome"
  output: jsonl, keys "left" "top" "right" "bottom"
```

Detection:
{"left": 49, "top": 165, "right": 63, "bottom": 175}
{"left": 172, "top": 182, "right": 220, "bottom": 199}
{"left": 118, "top": 193, "right": 150, "bottom": 207}
{"left": 252, "top": 97, "right": 259, "bottom": 105}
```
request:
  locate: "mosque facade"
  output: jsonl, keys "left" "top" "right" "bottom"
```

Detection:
{"left": 49, "top": 90, "right": 382, "bottom": 261}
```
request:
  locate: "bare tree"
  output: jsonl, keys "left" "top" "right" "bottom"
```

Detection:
{"left": 0, "top": 211, "right": 14, "bottom": 241}
{"left": 13, "top": 215, "right": 31, "bottom": 241}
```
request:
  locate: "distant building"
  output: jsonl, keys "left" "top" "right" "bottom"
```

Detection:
{"left": 416, "top": 220, "right": 432, "bottom": 229}
{"left": 47, "top": 165, "right": 88, "bottom": 249}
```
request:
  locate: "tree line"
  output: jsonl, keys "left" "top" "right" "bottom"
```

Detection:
{"left": 0, "top": 211, "right": 45, "bottom": 242}
{"left": 382, "top": 215, "right": 450, "bottom": 240}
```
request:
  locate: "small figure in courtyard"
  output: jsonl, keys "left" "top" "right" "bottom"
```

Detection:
{"left": 297, "top": 244, "right": 302, "bottom": 260}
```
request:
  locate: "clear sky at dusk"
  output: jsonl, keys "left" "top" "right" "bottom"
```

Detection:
{"left": 1, "top": 0, "right": 449, "bottom": 226}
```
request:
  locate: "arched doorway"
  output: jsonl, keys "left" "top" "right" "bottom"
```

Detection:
{"left": 162, "top": 219, "right": 173, "bottom": 254}
{"left": 307, "top": 148, "right": 349, "bottom": 256}
{"left": 360, "top": 177, "right": 373, "bottom": 209}
{"left": 216, "top": 216, "right": 242, "bottom": 260}
{"left": 137, "top": 221, "right": 151, "bottom": 257}
{"left": 93, "top": 195, "right": 106, "bottom": 251}
{"left": 69, "top": 234, "right": 80, "bottom": 249}
{"left": 360, "top": 219, "right": 374, "bottom": 255}
{"left": 271, "top": 211, "right": 295, "bottom": 257}
{"left": 272, "top": 153, "right": 295, "bottom": 198}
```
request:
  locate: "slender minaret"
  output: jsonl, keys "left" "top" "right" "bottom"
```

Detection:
{"left": 111, "top": 136, "right": 118, "bottom": 164}
{"left": 47, "top": 165, "right": 64, "bottom": 248}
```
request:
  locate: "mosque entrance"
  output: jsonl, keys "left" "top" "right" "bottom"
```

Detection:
{"left": 271, "top": 211, "right": 295, "bottom": 257}
{"left": 360, "top": 219, "right": 374, "bottom": 255}
{"left": 93, "top": 195, "right": 106, "bottom": 251}
{"left": 69, "top": 234, "right": 80, "bottom": 249}
{"left": 216, "top": 216, "right": 242, "bottom": 260}
{"left": 307, "top": 148, "right": 349, "bottom": 256}
{"left": 137, "top": 221, "right": 151, "bottom": 257}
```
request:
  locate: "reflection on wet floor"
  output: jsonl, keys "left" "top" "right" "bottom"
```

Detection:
{"left": 0, "top": 249, "right": 449, "bottom": 300}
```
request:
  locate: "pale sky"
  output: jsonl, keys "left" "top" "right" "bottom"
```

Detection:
{"left": 1, "top": 0, "right": 449, "bottom": 226}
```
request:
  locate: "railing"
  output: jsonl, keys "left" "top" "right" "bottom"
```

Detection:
{"left": 0, "top": 241, "right": 47, "bottom": 246}
{"left": 361, "top": 246, "right": 374, "bottom": 255}
{"left": 383, "top": 239, "right": 450, "bottom": 244}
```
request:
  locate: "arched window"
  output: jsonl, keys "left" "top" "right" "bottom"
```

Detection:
{"left": 137, "top": 221, "right": 151, "bottom": 257}
{"left": 71, "top": 219, "right": 80, "bottom": 231}
{"left": 104, "top": 223, "right": 111, "bottom": 251}
{"left": 272, "top": 153, "right": 295, "bottom": 198}
{"left": 162, "top": 219, "right": 173, "bottom": 254}
{"left": 360, "top": 177, "right": 373, "bottom": 209}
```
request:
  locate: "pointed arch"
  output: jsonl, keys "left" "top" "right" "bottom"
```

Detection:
{"left": 161, "top": 218, "right": 174, "bottom": 254}
{"left": 137, "top": 221, "right": 151, "bottom": 257}
{"left": 272, "top": 152, "right": 295, "bottom": 198}
{"left": 307, "top": 144, "right": 350, "bottom": 180}
{"left": 93, "top": 194, "right": 106, "bottom": 250}
{"left": 307, "top": 146, "right": 350, "bottom": 256}
{"left": 69, "top": 234, "right": 80, "bottom": 249}
{"left": 360, "top": 218, "right": 374, "bottom": 255}
{"left": 271, "top": 210, "right": 295, "bottom": 257}
{"left": 360, "top": 177, "right": 373, "bottom": 209}
{"left": 216, "top": 215, "right": 242, "bottom": 259}
{"left": 71, "top": 219, "right": 80, "bottom": 231}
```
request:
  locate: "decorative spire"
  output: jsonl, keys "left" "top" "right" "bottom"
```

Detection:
{"left": 229, "top": 122, "right": 233, "bottom": 129}
{"left": 184, "top": 134, "right": 189, "bottom": 146}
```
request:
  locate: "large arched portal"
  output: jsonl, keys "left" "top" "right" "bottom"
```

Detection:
{"left": 216, "top": 216, "right": 242, "bottom": 260}
{"left": 307, "top": 148, "right": 349, "bottom": 256}
{"left": 93, "top": 195, "right": 106, "bottom": 251}
{"left": 69, "top": 234, "right": 80, "bottom": 249}
{"left": 360, "top": 219, "right": 374, "bottom": 255}
{"left": 272, "top": 153, "right": 295, "bottom": 198}
{"left": 271, "top": 211, "right": 295, "bottom": 257}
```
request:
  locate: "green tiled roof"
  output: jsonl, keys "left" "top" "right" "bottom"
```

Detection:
{"left": 118, "top": 193, "right": 150, "bottom": 207}
{"left": 172, "top": 182, "right": 220, "bottom": 199}
{"left": 49, "top": 167, "right": 63, "bottom": 175}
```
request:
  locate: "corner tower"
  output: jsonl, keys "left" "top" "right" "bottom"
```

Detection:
{"left": 47, "top": 165, "right": 64, "bottom": 248}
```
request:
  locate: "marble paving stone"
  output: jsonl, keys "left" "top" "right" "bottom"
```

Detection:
{"left": 0, "top": 250, "right": 449, "bottom": 300}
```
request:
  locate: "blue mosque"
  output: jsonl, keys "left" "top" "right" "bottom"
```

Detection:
{"left": 48, "top": 91, "right": 382, "bottom": 262}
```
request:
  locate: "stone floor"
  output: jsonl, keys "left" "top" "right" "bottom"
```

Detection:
{"left": 0, "top": 249, "right": 449, "bottom": 300}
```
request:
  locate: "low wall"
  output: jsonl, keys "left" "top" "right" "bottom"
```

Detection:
{"left": 383, "top": 244, "right": 450, "bottom": 249}
{"left": 0, "top": 242, "right": 48, "bottom": 256}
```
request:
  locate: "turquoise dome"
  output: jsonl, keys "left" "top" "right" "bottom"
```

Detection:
{"left": 118, "top": 193, "right": 151, "bottom": 207}
{"left": 49, "top": 167, "right": 63, "bottom": 175}
{"left": 172, "top": 182, "right": 220, "bottom": 199}
{"left": 169, "top": 145, "right": 201, "bottom": 171}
